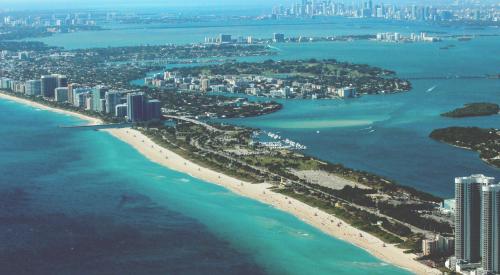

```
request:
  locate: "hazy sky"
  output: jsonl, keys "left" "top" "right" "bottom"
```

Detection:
{"left": 1, "top": 0, "right": 285, "bottom": 9}
{"left": 0, "top": 0, "right": 491, "bottom": 10}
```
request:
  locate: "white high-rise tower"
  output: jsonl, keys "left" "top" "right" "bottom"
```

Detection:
{"left": 482, "top": 184, "right": 500, "bottom": 274}
{"left": 455, "top": 174, "right": 495, "bottom": 264}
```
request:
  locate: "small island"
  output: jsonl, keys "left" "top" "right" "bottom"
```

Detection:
{"left": 441, "top": 102, "right": 499, "bottom": 118}
{"left": 430, "top": 127, "right": 500, "bottom": 168}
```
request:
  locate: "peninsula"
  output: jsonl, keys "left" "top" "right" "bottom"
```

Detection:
{"left": 149, "top": 59, "right": 411, "bottom": 99}
{"left": 430, "top": 127, "right": 500, "bottom": 168}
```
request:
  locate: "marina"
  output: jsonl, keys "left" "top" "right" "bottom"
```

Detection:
{"left": 255, "top": 131, "right": 308, "bottom": 150}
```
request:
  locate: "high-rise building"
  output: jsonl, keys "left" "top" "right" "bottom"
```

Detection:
{"left": 0, "top": 78, "right": 12, "bottom": 90}
{"left": 41, "top": 75, "right": 58, "bottom": 98}
{"left": 73, "top": 87, "right": 91, "bottom": 108}
{"left": 422, "top": 235, "right": 454, "bottom": 256}
{"left": 85, "top": 94, "right": 93, "bottom": 111}
{"left": 201, "top": 78, "right": 210, "bottom": 92}
{"left": 115, "top": 103, "right": 128, "bottom": 118}
{"left": 126, "top": 92, "right": 147, "bottom": 122}
{"left": 92, "top": 85, "right": 109, "bottom": 112}
{"left": 105, "top": 90, "right": 123, "bottom": 114}
{"left": 54, "top": 87, "right": 69, "bottom": 102}
{"left": 273, "top": 33, "right": 285, "bottom": 43}
{"left": 146, "top": 99, "right": 161, "bottom": 121}
{"left": 336, "top": 87, "right": 357, "bottom": 98}
{"left": 125, "top": 92, "right": 161, "bottom": 122}
{"left": 57, "top": 75, "right": 68, "bottom": 87}
{"left": 67, "top": 83, "right": 81, "bottom": 105}
{"left": 25, "top": 80, "right": 41, "bottom": 96}
{"left": 219, "top": 34, "right": 232, "bottom": 44}
{"left": 482, "top": 184, "right": 500, "bottom": 274}
{"left": 455, "top": 174, "right": 496, "bottom": 264}
{"left": 99, "top": 99, "right": 106, "bottom": 113}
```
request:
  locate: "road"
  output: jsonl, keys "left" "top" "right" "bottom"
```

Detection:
{"left": 163, "top": 115, "right": 222, "bottom": 133}
{"left": 184, "top": 122, "right": 432, "bottom": 238}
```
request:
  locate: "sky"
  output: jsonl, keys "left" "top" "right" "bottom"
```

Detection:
{"left": 1, "top": 0, "right": 281, "bottom": 9}
{"left": 0, "top": 0, "right": 493, "bottom": 11}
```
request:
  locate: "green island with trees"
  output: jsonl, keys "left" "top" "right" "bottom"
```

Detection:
{"left": 430, "top": 127, "right": 500, "bottom": 168}
{"left": 441, "top": 102, "right": 499, "bottom": 118}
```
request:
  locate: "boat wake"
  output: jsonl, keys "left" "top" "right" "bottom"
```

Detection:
{"left": 426, "top": 85, "right": 437, "bottom": 93}
{"left": 360, "top": 126, "right": 376, "bottom": 133}
{"left": 267, "top": 45, "right": 282, "bottom": 51}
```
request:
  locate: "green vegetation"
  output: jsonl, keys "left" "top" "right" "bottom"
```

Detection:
{"left": 441, "top": 102, "right": 499, "bottom": 118}
{"left": 430, "top": 127, "right": 500, "bottom": 168}
{"left": 0, "top": 41, "right": 58, "bottom": 51}
{"left": 378, "top": 202, "right": 452, "bottom": 233}
{"left": 145, "top": 86, "right": 282, "bottom": 118}
{"left": 275, "top": 188, "right": 407, "bottom": 245}
{"left": 139, "top": 124, "right": 266, "bottom": 183}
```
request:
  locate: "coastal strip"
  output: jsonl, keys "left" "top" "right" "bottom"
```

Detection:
{"left": 0, "top": 93, "right": 102, "bottom": 125}
{"left": 0, "top": 92, "right": 438, "bottom": 274}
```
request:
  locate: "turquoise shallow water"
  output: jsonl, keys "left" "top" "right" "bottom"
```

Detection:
{"left": 0, "top": 99, "right": 409, "bottom": 274}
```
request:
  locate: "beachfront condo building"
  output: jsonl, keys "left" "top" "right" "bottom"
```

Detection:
{"left": 41, "top": 75, "right": 58, "bottom": 98}
{"left": 92, "top": 85, "right": 109, "bottom": 112}
{"left": 105, "top": 90, "right": 123, "bottom": 115}
{"left": 455, "top": 174, "right": 495, "bottom": 264}
{"left": 115, "top": 103, "right": 128, "bottom": 118}
{"left": 147, "top": 99, "right": 161, "bottom": 120}
{"left": 57, "top": 75, "right": 68, "bottom": 88}
{"left": 25, "top": 80, "right": 41, "bottom": 96}
{"left": 126, "top": 92, "right": 162, "bottom": 122}
{"left": 54, "top": 87, "right": 69, "bottom": 103}
{"left": 127, "top": 92, "right": 147, "bottom": 122}
{"left": 41, "top": 74, "right": 67, "bottom": 98}
{"left": 482, "top": 184, "right": 500, "bottom": 274}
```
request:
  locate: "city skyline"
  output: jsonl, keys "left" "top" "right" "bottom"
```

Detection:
{"left": 0, "top": 0, "right": 497, "bottom": 11}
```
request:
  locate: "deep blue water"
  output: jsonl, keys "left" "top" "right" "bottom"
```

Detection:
{"left": 0, "top": 99, "right": 408, "bottom": 274}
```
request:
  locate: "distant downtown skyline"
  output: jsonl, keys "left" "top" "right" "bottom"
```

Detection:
{"left": 0, "top": 0, "right": 494, "bottom": 11}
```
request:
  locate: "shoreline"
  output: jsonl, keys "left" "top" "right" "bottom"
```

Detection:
{"left": 0, "top": 92, "right": 439, "bottom": 274}
{"left": 0, "top": 93, "right": 103, "bottom": 126}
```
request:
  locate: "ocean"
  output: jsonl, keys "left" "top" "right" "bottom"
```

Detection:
{"left": 0, "top": 99, "right": 408, "bottom": 274}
